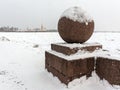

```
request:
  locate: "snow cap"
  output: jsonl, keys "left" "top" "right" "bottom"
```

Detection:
{"left": 61, "top": 6, "right": 93, "bottom": 23}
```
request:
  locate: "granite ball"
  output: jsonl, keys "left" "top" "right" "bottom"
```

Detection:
{"left": 58, "top": 7, "right": 94, "bottom": 43}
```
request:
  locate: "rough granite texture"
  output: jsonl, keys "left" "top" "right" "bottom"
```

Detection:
{"left": 58, "top": 17, "right": 94, "bottom": 43}
{"left": 45, "top": 51, "right": 94, "bottom": 85}
{"left": 51, "top": 43, "right": 102, "bottom": 55}
{"left": 45, "top": 43, "right": 120, "bottom": 85}
{"left": 96, "top": 57, "right": 120, "bottom": 85}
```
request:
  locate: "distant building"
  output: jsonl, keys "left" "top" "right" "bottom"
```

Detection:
{"left": 40, "top": 24, "right": 46, "bottom": 31}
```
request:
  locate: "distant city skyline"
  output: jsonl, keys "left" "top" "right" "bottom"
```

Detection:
{"left": 0, "top": 0, "right": 120, "bottom": 31}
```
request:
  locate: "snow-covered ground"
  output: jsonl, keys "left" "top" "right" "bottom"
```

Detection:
{"left": 0, "top": 32, "right": 120, "bottom": 90}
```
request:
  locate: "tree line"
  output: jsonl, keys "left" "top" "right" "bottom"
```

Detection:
{"left": 0, "top": 26, "right": 19, "bottom": 32}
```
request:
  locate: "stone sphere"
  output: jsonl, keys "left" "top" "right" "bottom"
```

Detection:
{"left": 58, "top": 7, "right": 94, "bottom": 43}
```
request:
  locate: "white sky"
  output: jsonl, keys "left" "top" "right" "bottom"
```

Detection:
{"left": 0, "top": 0, "right": 120, "bottom": 31}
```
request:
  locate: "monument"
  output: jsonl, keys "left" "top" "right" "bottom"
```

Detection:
{"left": 45, "top": 7, "right": 120, "bottom": 86}
{"left": 58, "top": 7, "right": 94, "bottom": 43}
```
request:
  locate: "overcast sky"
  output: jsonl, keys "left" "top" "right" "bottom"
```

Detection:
{"left": 0, "top": 0, "right": 120, "bottom": 31}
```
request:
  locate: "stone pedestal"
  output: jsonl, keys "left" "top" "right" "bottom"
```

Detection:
{"left": 51, "top": 43, "right": 102, "bottom": 55}
{"left": 96, "top": 57, "right": 120, "bottom": 85}
{"left": 45, "top": 42, "right": 102, "bottom": 85}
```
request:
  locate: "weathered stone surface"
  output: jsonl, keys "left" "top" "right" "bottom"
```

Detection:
{"left": 45, "top": 42, "right": 120, "bottom": 86}
{"left": 58, "top": 17, "right": 94, "bottom": 43}
{"left": 45, "top": 51, "right": 95, "bottom": 84}
{"left": 51, "top": 43, "right": 102, "bottom": 55}
{"left": 45, "top": 51, "right": 67, "bottom": 74}
{"left": 46, "top": 64, "right": 71, "bottom": 85}
{"left": 96, "top": 57, "right": 120, "bottom": 85}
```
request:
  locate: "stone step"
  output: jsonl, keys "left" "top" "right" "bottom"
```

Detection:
{"left": 96, "top": 57, "right": 120, "bottom": 85}
{"left": 51, "top": 42, "right": 102, "bottom": 55}
{"left": 45, "top": 51, "right": 95, "bottom": 84}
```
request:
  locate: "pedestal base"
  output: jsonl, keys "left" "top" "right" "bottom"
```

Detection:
{"left": 45, "top": 51, "right": 94, "bottom": 85}
{"left": 45, "top": 42, "right": 102, "bottom": 85}
{"left": 96, "top": 57, "right": 120, "bottom": 85}
{"left": 45, "top": 42, "right": 120, "bottom": 86}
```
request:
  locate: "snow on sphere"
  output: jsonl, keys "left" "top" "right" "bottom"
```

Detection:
{"left": 61, "top": 7, "right": 93, "bottom": 23}
{"left": 58, "top": 6, "right": 94, "bottom": 43}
